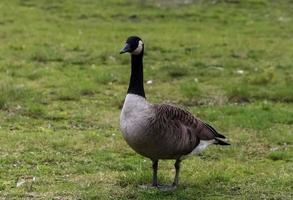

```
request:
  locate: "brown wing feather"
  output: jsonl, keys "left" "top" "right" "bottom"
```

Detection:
{"left": 149, "top": 104, "right": 220, "bottom": 157}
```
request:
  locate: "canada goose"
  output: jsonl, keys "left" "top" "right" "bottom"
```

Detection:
{"left": 120, "top": 36, "right": 230, "bottom": 188}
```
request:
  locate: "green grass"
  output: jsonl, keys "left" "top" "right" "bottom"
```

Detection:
{"left": 0, "top": 0, "right": 293, "bottom": 199}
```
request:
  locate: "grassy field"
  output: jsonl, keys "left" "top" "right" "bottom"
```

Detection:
{"left": 0, "top": 0, "right": 292, "bottom": 199}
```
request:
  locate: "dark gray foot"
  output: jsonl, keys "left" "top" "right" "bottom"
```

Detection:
{"left": 157, "top": 184, "right": 178, "bottom": 191}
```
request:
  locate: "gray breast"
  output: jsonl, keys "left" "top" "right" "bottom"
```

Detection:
{"left": 120, "top": 94, "right": 154, "bottom": 155}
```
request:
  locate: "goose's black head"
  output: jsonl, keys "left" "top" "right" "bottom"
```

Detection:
{"left": 120, "top": 36, "right": 144, "bottom": 55}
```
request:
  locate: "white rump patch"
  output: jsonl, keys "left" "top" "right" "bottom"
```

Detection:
{"left": 132, "top": 40, "right": 143, "bottom": 55}
{"left": 192, "top": 140, "right": 214, "bottom": 155}
{"left": 181, "top": 140, "right": 214, "bottom": 160}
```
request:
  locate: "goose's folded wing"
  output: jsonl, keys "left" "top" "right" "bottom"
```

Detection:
{"left": 147, "top": 104, "right": 196, "bottom": 155}
{"left": 154, "top": 104, "right": 225, "bottom": 140}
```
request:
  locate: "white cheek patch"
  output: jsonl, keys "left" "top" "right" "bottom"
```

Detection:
{"left": 132, "top": 40, "right": 143, "bottom": 55}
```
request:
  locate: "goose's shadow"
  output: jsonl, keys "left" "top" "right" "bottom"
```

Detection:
{"left": 138, "top": 184, "right": 178, "bottom": 191}
{"left": 132, "top": 179, "right": 236, "bottom": 198}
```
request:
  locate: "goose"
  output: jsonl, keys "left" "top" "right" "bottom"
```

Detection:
{"left": 119, "top": 36, "right": 230, "bottom": 188}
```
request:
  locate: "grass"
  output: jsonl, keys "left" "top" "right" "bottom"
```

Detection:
{"left": 0, "top": 0, "right": 293, "bottom": 199}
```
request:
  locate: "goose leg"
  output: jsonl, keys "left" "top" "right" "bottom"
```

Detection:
{"left": 152, "top": 160, "right": 159, "bottom": 187}
{"left": 172, "top": 159, "right": 181, "bottom": 187}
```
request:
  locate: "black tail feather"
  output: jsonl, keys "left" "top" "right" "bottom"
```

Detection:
{"left": 204, "top": 122, "right": 226, "bottom": 139}
{"left": 215, "top": 138, "right": 230, "bottom": 145}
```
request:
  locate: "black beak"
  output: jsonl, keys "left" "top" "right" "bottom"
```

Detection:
{"left": 120, "top": 43, "right": 131, "bottom": 54}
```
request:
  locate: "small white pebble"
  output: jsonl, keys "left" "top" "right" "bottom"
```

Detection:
{"left": 278, "top": 16, "right": 290, "bottom": 22}
{"left": 91, "top": 64, "right": 96, "bottom": 69}
{"left": 194, "top": 78, "right": 198, "bottom": 82}
{"left": 236, "top": 70, "right": 244, "bottom": 75}
{"left": 270, "top": 147, "right": 279, "bottom": 152}
{"left": 16, "top": 180, "right": 25, "bottom": 187}
{"left": 146, "top": 80, "right": 153, "bottom": 84}
{"left": 109, "top": 56, "right": 116, "bottom": 61}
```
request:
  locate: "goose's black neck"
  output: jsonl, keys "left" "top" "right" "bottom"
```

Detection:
{"left": 127, "top": 53, "right": 145, "bottom": 98}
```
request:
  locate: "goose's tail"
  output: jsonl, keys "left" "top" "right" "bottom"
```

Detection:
{"left": 203, "top": 123, "right": 230, "bottom": 146}
{"left": 215, "top": 138, "right": 230, "bottom": 145}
